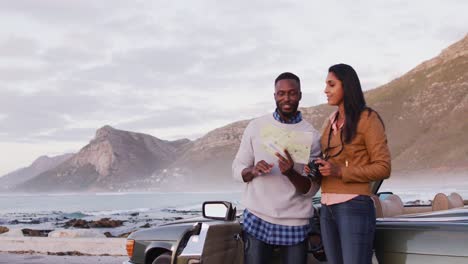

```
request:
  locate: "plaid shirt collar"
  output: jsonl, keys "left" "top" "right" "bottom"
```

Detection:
{"left": 273, "top": 109, "right": 302, "bottom": 124}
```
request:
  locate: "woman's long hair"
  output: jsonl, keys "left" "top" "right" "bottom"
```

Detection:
{"left": 329, "top": 63, "right": 383, "bottom": 143}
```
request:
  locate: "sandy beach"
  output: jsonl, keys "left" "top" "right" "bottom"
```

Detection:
{"left": 0, "top": 236, "right": 126, "bottom": 254}
{"left": 0, "top": 252, "right": 127, "bottom": 264}
{"left": 0, "top": 236, "right": 127, "bottom": 263}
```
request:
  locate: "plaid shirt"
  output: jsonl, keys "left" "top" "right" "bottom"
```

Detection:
{"left": 242, "top": 109, "right": 310, "bottom": 246}
{"left": 273, "top": 109, "right": 303, "bottom": 124}
{"left": 243, "top": 209, "right": 311, "bottom": 245}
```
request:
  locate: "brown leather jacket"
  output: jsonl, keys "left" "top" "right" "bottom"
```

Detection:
{"left": 320, "top": 110, "right": 391, "bottom": 195}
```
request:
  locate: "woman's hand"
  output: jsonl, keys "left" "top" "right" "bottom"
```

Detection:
{"left": 303, "top": 165, "right": 311, "bottom": 175}
{"left": 315, "top": 159, "right": 342, "bottom": 177}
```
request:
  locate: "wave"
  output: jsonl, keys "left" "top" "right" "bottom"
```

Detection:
{"left": 61, "top": 211, "right": 91, "bottom": 219}
{"left": 84, "top": 207, "right": 152, "bottom": 216}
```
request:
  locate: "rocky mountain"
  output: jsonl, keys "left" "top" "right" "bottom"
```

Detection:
{"left": 364, "top": 34, "right": 468, "bottom": 170}
{"left": 0, "top": 153, "right": 73, "bottom": 191}
{"left": 6, "top": 34, "right": 468, "bottom": 192}
{"left": 16, "top": 126, "right": 193, "bottom": 192}
{"left": 170, "top": 34, "right": 468, "bottom": 181}
{"left": 168, "top": 120, "right": 250, "bottom": 189}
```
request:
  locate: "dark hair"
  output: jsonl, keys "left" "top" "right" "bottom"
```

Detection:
{"left": 275, "top": 72, "right": 301, "bottom": 90}
{"left": 328, "top": 63, "right": 384, "bottom": 143}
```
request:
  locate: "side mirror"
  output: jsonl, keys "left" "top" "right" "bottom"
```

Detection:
{"left": 202, "top": 201, "right": 236, "bottom": 221}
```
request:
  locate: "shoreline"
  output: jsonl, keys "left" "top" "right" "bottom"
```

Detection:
{"left": 0, "top": 252, "right": 128, "bottom": 264}
{"left": 0, "top": 237, "right": 126, "bottom": 256}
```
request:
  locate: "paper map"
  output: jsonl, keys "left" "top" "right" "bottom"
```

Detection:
{"left": 260, "top": 124, "right": 314, "bottom": 164}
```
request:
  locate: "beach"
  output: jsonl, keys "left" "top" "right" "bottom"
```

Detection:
{"left": 0, "top": 236, "right": 127, "bottom": 263}
{"left": 0, "top": 252, "right": 127, "bottom": 264}
{"left": 0, "top": 191, "right": 242, "bottom": 262}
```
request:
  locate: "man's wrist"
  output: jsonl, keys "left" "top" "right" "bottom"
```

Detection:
{"left": 284, "top": 168, "right": 296, "bottom": 178}
{"left": 242, "top": 167, "right": 255, "bottom": 182}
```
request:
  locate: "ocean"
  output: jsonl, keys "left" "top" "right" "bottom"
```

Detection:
{"left": 0, "top": 191, "right": 242, "bottom": 236}
{"left": 1, "top": 185, "right": 467, "bottom": 236}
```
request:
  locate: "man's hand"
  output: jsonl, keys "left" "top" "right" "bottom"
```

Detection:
{"left": 276, "top": 149, "right": 313, "bottom": 194}
{"left": 275, "top": 149, "right": 295, "bottom": 177}
{"left": 315, "top": 159, "right": 342, "bottom": 177}
{"left": 242, "top": 160, "right": 273, "bottom": 182}
{"left": 253, "top": 160, "right": 274, "bottom": 176}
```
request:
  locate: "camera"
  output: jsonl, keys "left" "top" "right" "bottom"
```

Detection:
{"left": 307, "top": 159, "right": 323, "bottom": 182}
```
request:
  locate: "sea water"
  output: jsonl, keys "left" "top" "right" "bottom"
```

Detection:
{"left": 0, "top": 191, "right": 242, "bottom": 235}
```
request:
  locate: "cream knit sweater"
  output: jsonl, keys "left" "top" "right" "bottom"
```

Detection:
{"left": 232, "top": 114, "right": 321, "bottom": 226}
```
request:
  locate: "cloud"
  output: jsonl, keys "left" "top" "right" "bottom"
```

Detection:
{"left": 0, "top": 89, "right": 102, "bottom": 141}
{"left": 0, "top": 0, "right": 467, "bottom": 174}
{"left": 0, "top": 36, "right": 40, "bottom": 58}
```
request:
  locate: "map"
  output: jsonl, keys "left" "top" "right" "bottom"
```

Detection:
{"left": 260, "top": 124, "right": 314, "bottom": 164}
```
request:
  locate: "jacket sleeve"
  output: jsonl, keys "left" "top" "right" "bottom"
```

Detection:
{"left": 341, "top": 113, "right": 391, "bottom": 183}
{"left": 232, "top": 122, "right": 255, "bottom": 183}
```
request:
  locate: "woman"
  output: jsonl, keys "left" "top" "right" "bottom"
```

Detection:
{"left": 310, "top": 63, "right": 391, "bottom": 264}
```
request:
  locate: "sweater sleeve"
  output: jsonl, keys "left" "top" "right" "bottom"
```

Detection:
{"left": 303, "top": 130, "right": 322, "bottom": 196}
{"left": 341, "top": 113, "right": 391, "bottom": 183}
{"left": 232, "top": 121, "right": 255, "bottom": 182}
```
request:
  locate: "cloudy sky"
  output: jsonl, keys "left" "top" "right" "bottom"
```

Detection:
{"left": 0, "top": 0, "right": 467, "bottom": 176}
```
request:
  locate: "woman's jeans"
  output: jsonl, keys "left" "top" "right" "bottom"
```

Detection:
{"left": 243, "top": 231, "right": 307, "bottom": 264}
{"left": 320, "top": 195, "right": 375, "bottom": 264}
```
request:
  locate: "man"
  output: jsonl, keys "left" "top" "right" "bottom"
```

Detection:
{"left": 232, "top": 72, "right": 321, "bottom": 264}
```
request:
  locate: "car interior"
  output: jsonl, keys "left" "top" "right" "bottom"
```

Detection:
{"left": 371, "top": 192, "right": 467, "bottom": 218}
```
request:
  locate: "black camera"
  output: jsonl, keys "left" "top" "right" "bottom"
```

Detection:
{"left": 307, "top": 159, "right": 323, "bottom": 183}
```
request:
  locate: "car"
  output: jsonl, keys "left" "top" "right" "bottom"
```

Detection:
{"left": 373, "top": 191, "right": 468, "bottom": 263}
{"left": 124, "top": 180, "right": 468, "bottom": 264}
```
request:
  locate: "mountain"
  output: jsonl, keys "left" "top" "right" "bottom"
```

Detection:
{"left": 363, "top": 34, "right": 468, "bottom": 170}
{"left": 7, "top": 34, "right": 468, "bottom": 192}
{"left": 0, "top": 153, "right": 73, "bottom": 191}
{"left": 169, "top": 34, "right": 468, "bottom": 181}
{"left": 168, "top": 120, "right": 250, "bottom": 189}
{"left": 16, "top": 126, "right": 193, "bottom": 192}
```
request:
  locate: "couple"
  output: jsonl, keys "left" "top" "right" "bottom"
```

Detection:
{"left": 232, "top": 64, "right": 391, "bottom": 264}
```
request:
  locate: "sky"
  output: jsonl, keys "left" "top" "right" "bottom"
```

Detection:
{"left": 0, "top": 0, "right": 467, "bottom": 176}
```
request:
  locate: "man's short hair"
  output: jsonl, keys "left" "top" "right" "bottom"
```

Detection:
{"left": 274, "top": 72, "right": 301, "bottom": 90}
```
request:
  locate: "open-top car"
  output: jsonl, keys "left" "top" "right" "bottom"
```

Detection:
{"left": 124, "top": 179, "right": 468, "bottom": 264}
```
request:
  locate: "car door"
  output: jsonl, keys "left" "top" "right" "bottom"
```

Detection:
{"left": 200, "top": 221, "right": 244, "bottom": 264}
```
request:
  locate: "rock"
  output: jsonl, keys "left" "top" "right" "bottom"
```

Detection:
{"left": 63, "top": 219, "right": 90, "bottom": 228}
{"left": 0, "top": 226, "right": 9, "bottom": 234}
{"left": 48, "top": 229, "right": 105, "bottom": 238}
{"left": 63, "top": 218, "right": 124, "bottom": 228}
{"left": 89, "top": 218, "right": 124, "bottom": 228}
{"left": 103, "top": 232, "right": 114, "bottom": 237}
{"left": 140, "top": 223, "right": 151, "bottom": 228}
{"left": 21, "top": 228, "right": 52, "bottom": 237}
{"left": 130, "top": 212, "right": 139, "bottom": 217}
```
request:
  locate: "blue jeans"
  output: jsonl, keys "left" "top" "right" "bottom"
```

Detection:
{"left": 320, "top": 195, "right": 375, "bottom": 264}
{"left": 243, "top": 231, "right": 307, "bottom": 264}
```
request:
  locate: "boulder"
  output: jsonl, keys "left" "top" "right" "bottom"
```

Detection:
{"left": 63, "top": 218, "right": 124, "bottom": 228}
{"left": 0, "top": 226, "right": 9, "bottom": 234}
{"left": 21, "top": 228, "right": 51, "bottom": 237}
{"left": 90, "top": 218, "right": 124, "bottom": 228}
